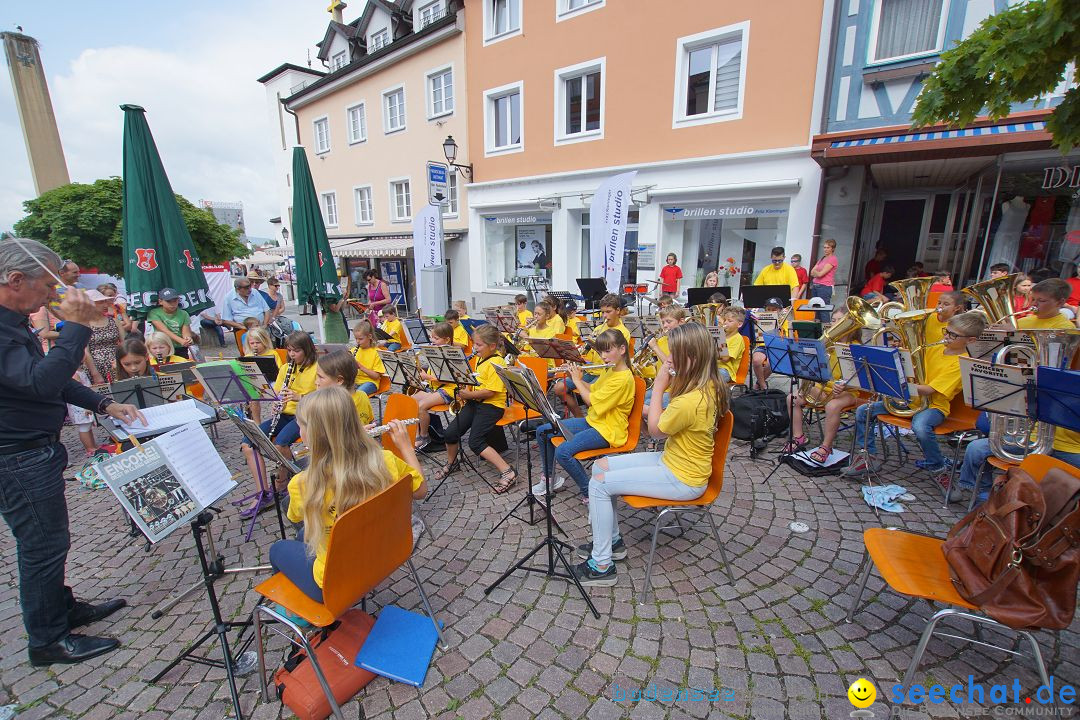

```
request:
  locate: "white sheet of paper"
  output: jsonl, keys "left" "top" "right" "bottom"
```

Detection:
{"left": 152, "top": 423, "right": 235, "bottom": 507}
{"left": 116, "top": 399, "right": 205, "bottom": 434}
{"left": 793, "top": 448, "right": 850, "bottom": 467}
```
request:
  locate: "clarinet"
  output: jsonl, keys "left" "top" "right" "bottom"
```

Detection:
{"left": 268, "top": 360, "right": 296, "bottom": 436}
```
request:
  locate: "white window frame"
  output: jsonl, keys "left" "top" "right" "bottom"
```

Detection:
{"left": 330, "top": 50, "right": 348, "bottom": 71}
{"left": 382, "top": 85, "right": 407, "bottom": 134}
{"left": 483, "top": 80, "right": 524, "bottom": 157}
{"left": 443, "top": 173, "right": 459, "bottom": 218}
{"left": 426, "top": 64, "right": 455, "bottom": 120}
{"left": 321, "top": 190, "right": 339, "bottom": 228}
{"left": 671, "top": 22, "right": 749, "bottom": 129}
{"left": 368, "top": 27, "right": 390, "bottom": 52}
{"left": 554, "top": 57, "right": 605, "bottom": 145}
{"left": 416, "top": 0, "right": 447, "bottom": 29}
{"left": 483, "top": 0, "right": 522, "bottom": 46}
{"left": 556, "top": 0, "right": 605, "bottom": 22}
{"left": 312, "top": 116, "right": 331, "bottom": 154}
{"left": 389, "top": 177, "right": 412, "bottom": 222}
{"left": 345, "top": 102, "right": 367, "bottom": 144}
{"left": 353, "top": 185, "right": 374, "bottom": 225}
{"left": 866, "top": 0, "right": 950, "bottom": 66}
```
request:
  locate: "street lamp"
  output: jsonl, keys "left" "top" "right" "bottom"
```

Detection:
{"left": 442, "top": 135, "right": 473, "bottom": 181}
{"left": 281, "top": 227, "right": 289, "bottom": 243}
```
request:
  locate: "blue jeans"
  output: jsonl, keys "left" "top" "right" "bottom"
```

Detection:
{"left": 645, "top": 388, "right": 670, "bottom": 410}
{"left": 269, "top": 539, "right": 322, "bottom": 602}
{"left": 959, "top": 438, "right": 1080, "bottom": 490}
{"left": 0, "top": 443, "right": 76, "bottom": 647}
{"left": 358, "top": 381, "right": 378, "bottom": 395}
{"left": 243, "top": 415, "right": 300, "bottom": 447}
{"left": 385, "top": 343, "right": 402, "bottom": 352}
{"left": 588, "top": 452, "right": 704, "bottom": 566}
{"left": 535, "top": 418, "right": 609, "bottom": 495}
{"left": 854, "top": 402, "right": 946, "bottom": 466}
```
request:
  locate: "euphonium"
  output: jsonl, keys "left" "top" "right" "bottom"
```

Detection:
{"left": 875, "top": 276, "right": 936, "bottom": 318}
{"left": 873, "top": 308, "right": 935, "bottom": 417}
{"left": 988, "top": 327, "right": 1080, "bottom": 462}
{"left": 961, "top": 273, "right": 1019, "bottom": 328}
{"left": 690, "top": 303, "right": 723, "bottom": 326}
{"left": 798, "top": 296, "right": 879, "bottom": 409}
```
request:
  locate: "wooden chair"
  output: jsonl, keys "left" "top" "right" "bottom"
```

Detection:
{"left": 847, "top": 454, "right": 1079, "bottom": 692}
{"left": 251, "top": 478, "right": 447, "bottom": 719}
{"left": 619, "top": 411, "right": 737, "bottom": 603}
{"left": 876, "top": 394, "right": 981, "bottom": 504}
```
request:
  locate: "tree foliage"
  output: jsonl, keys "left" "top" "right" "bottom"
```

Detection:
{"left": 912, "top": 0, "right": 1080, "bottom": 152}
{"left": 13, "top": 177, "right": 249, "bottom": 276}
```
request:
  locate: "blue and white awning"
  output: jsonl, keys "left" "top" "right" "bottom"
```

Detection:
{"left": 830, "top": 121, "right": 1046, "bottom": 149}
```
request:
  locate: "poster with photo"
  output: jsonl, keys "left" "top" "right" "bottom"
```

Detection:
{"left": 515, "top": 225, "right": 548, "bottom": 278}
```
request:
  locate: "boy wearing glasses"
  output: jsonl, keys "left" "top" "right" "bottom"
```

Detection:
{"left": 843, "top": 311, "right": 988, "bottom": 476}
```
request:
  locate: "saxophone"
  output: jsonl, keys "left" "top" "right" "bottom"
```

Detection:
{"left": 268, "top": 360, "right": 296, "bottom": 436}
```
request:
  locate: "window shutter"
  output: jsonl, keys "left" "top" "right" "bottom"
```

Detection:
{"left": 713, "top": 37, "right": 742, "bottom": 113}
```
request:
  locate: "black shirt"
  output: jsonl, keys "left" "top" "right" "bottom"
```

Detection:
{"left": 0, "top": 305, "right": 105, "bottom": 442}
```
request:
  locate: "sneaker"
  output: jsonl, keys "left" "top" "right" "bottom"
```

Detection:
{"left": 531, "top": 476, "right": 566, "bottom": 497}
{"left": 919, "top": 462, "right": 948, "bottom": 474}
{"left": 916, "top": 457, "right": 952, "bottom": 470}
{"left": 571, "top": 559, "right": 617, "bottom": 587}
{"left": 576, "top": 537, "right": 626, "bottom": 561}
{"left": 936, "top": 470, "right": 959, "bottom": 502}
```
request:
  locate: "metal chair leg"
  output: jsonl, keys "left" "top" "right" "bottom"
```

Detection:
{"left": 703, "top": 510, "right": 735, "bottom": 584}
{"left": 637, "top": 508, "right": 667, "bottom": 605}
{"left": 901, "top": 608, "right": 954, "bottom": 688}
{"left": 1017, "top": 630, "right": 1052, "bottom": 690}
{"left": 253, "top": 606, "right": 270, "bottom": 702}
{"left": 847, "top": 551, "right": 873, "bottom": 623}
{"left": 254, "top": 605, "right": 346, "bottom": 720}
{"left": 408, "top": 558, "right": 449, "bottom": 651}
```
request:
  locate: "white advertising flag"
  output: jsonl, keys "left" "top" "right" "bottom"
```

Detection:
{"left": 589, "top": 171, "right": 637, "bottom": 292}
{"left": 412, "top": 203, "right": 443, "bottom": 307}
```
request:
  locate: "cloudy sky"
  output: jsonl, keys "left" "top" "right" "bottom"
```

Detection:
{"left": 0, "top": 1, "right": 340, "bottom": 240}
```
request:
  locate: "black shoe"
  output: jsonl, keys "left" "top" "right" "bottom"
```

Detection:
{"left": 571, "top": 559, "right": 617, "bottom": 587}
{"left": 28, "top": 634, "right": 120, "bottom": 667}
{"left": 576, "top": 537, "right": 626, "bottom": 561}
{"left": 68, "top": 599, "right": 127, "bottom": 630}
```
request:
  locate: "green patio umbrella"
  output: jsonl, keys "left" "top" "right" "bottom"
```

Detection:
{"left": 120, "top": 104, "right": 213, "bottom": 317}
{"left": 291, "top": 146, "right": 343, "bottom": 342}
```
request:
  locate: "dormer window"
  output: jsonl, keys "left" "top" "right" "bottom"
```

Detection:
{"left": 369, "top": 28, "right": 390, "bottom": 52}
{"left": 417, "top": 0, "right": 447, "bottom": 29}
{"left": 330, "top": 50, "right": 347, "bottom": 71}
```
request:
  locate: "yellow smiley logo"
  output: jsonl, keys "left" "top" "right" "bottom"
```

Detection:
{"left": 847, "top": 678, "right": 877, "bottom": 708}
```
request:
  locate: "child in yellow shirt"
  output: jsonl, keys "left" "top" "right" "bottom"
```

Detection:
{"left": 316, "top": 349, "right": 374, "bottom": 426}
{"left": 717, "top": 306, "right": 747, "bottom": 384}
{"left": 554, "top": 294, "right": 630, "bottom": 417}
{"left": 443, "top": 308, "right": 470, "bottom": 349}
{"left": 351, "top": 320, "right": 386, "bottom": 395}
{"left": 378, "top": 306, "right": 405, "bottom": 351}
{"left": 411, "top": 322, "right": 457, "bottom": 449}
{"left": 145, "top": 332, "right": 187, "bottom": 366}
{"left": 514, "top": 294, "right": 533, "bottom": 327}
{"left": 642, "top": 305, "right": 688, "bottom": 414}
{"left": 1017, "top": 278, "right": 1075, "bottom": 330}
{"left": 241, "top": 326, "right": 280, "bottom": 425}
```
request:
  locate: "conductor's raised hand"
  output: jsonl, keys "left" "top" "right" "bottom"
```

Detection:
{"left": 59, "top": 288, "right": 99, "bottom": 325}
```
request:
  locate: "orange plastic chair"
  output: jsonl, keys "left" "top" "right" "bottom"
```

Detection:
{"left": 791, "top": 298, "right": 815, "bottom": 321}
{"left": 846, "top": 454, "right": 1079, "bottom": 691}
{"left": 730, "top": 335, "right": 751, "bottom": 392}
{"left": 619, "top": 411, "right": 737, "bottom": 603}
{"left": 551, "top": 377, "right": 647, "bottom": 463}
{"left": 233, "top": 329, "right": 246, "bottom": 355}
{"left": 925, "top": 291, "right": 943, "bottom": 310}
{"left": 273, "top": 348, "right": 288, "bottom": 365}
{"left": 518, "top": 355, "right": 550, "bottom": 390}
{"left": 380, "top": 393, "right": 419, "bottom": 455}
{"left": 251, "top": 478, "right": 447, "bottom": 719}
{"left": 367, "top": 375, "right": 393, "bottom": 422}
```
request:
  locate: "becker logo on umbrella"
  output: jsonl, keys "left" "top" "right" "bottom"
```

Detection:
{"left": 182, "top": 249, "right": 196, "bottom": 269}
{"left": 134, "top": 248, "right": 158, "bottom": 271}
{"left": 318, "top": 251, "right": 325, "bottom": 267}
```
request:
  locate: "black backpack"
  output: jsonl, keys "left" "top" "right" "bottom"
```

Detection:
{"left": 730, "top": 389, "right": 789, "bottom": 441}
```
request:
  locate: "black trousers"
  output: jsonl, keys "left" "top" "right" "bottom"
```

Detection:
{"left": 443, "top": 402, "right": 506, "bottom": 455}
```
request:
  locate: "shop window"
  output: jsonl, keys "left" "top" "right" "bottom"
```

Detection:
{"left": 483, "top": 214, "right": 552, "bottom": 289}
{"left": 428, "top": 67, "right": 454, "bottom": 118}
{"left": 369, "top": 28, "right": 390, "bottom": 52}
{"left": 383, "top": 86, "right": 406, "bottom": 133}
{"left": 321, "top": 191, "right": 338, "bottom": 227}
{"left": 354, "top": 186, "right": 374, "bottom": 225}
{"left": 869, "top": 0, "right": 947, "bottom": 64}
{"left": 556, "top": 59, "right": 604, "bottom": 144}
{"left": 313, "top": 117, "right": 330, "bottom": 154}
{"left": 485, "top": 82, "right": 523, "bottom": 155}
{"left": 580, "top": 210, "right": 640, "bottom": 283}
{"left": 346, "top": 103, "right": 367, "bottom": 144}
{"left": 674, "top": 23, "right": 747, "bottom": 128}
{"left": 390, "top": 179, "right": 412, "bottom": 222}
{"left": 485, "top": 0, "right": 521, "bottom": 43}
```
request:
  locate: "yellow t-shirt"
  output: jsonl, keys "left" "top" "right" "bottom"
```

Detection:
{"left": 548, "top": 315, "right": 566, "bottom": 335}
{"left": 473, "top": 354, "right": 507, "bottom": 408}
{"left": 753, "top": 264, "right": 799, "bottom": 292}
{"left": 924, "top": 315, "right": 945, "bottom": 345}
{"left": 286, "top": 453, "right": 422, "bottom": 587}
{"left": 274, "top": 362, "right": 318, "bottom": 416}
{"left": 658, "top": 386, "right": 716, "bottom": 487}
{"left": 380, "top": 319, "right": 404, "bottom": 344}
{"left": 352, "top": 346, "right": 386, "bottom": 378}
{"left": 585, "top": 368, "right": 635, "bottom": 446}
{"left": 352, "top": 388, "right": 374, "bottom": 426}
{"left": 149, "top": 354, "right": 187, "bottom": 366}
{"left": 719, "top": 332, "right": 745, "bottom": 380}
{"left": 566, "top": 316, "right": 581, "bottom": 338}
{"left": 586, "top": 320, "right": 633, "bottom": 363}
{"left": 1018, "top": 313, "right": 1074, "bottom": 330}
{"left": 922, "top": 345, "right": 963, "bottom": 415}
{"left": 517, "top": 309, "right": 533, "bottom": 327}
{"left": 452, "top": 323, "right": 469, "bottom": 347}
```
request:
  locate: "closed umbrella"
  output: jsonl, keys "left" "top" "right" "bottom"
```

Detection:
{"left": 120, "top": 104, "right": 213, "bottom": 317}
{"left": 291, "top": 146, "right": 343, "bottom": 342}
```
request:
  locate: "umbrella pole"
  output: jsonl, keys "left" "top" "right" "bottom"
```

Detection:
{"left": 315, "top": 301, "right": 326, "bottom": 344}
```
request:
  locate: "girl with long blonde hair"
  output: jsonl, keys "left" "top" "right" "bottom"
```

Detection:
{"left": 573, "top": 322, "right": 730, "bottom": 587}
{"left": 270, "top": 386, "right": 425, "bottom": 601}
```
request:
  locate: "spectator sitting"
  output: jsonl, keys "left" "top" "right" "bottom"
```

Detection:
{"left": 861, "top": 265, "right": 894, "bottom": 304}
{"left": 222, "top": 277, "right": 270, "bottom": 330}
{"left": 146, "top": 288, "right": 194, "bottom": 359}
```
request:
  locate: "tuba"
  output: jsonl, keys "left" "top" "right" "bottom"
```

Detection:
{"left": 798, "top": 296, "right": 879, "bottom": 409}
{"left": 690, "top": 303, "right": 723, "bottom": 326}
{"left": 962, "top": 273, "right": 1019, "bottom": 328}
{"left": 872, "top": 308, "right": 935, "bottom": 417}
{"left": 987, "top": 328, "right": 1080, "bottom": 462}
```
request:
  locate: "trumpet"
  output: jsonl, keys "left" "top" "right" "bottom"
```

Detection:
{"left": 551, "top": 362, "right": 614, "bottom": 374}
{"left": 366, "top": 418, "right": 420, "bottom": 437}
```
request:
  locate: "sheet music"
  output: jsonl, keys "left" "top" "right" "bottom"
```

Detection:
{"left": 833, "top": 344, "right": 864, "bottom": 389}
{"left": 116, "top": 399, "right": 206, "bottom": 433}
{"left": 959, "top": 357, "right": 1032, "bottom": 418}
{"left": 152, "top": 423, "right": 235, "bottom": 507}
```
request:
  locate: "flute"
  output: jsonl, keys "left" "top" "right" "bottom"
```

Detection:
{"left": 366, "top": 417, "right": 420, "bottom": 437}
{"left": 550, "top": 362, "right": 614, "bottom": 373}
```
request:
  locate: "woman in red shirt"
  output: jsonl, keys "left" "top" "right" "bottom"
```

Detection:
{"left": 659, "top": 253, "right": 683, "bottom": 296}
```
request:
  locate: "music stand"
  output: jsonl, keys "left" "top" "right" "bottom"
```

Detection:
{"left": 404, "top": 317, "right": 432, "bottom": 345}
{"left": 622, "top": 315, "right": 646, "bottom": 343}
{"left": 848, "top": 344, "right": 909, "bottom": 503}
{"left": 485, "top": 365, "right": 600, "bottom": 619}
{"left": 461, "top": 318, "right": 488, "bottom": 336}
{"left": 546, "top": 290, "right": 576, "bottom": 312}
{"left": 576, "top": 278, "right": 608, "bottom": 309}
{"left": 238, "top": 356, "right": 281, "bottom": 385}
{"left": 687, "top": 286, "right": 730, "bottom": 307}
{"left": 192, "top": 361, "right": 276, "bottom": 406}
{"left": 484, "top": 307, "right": 519, "bottom": 334}
{"left": 761, "top": 333, "right": 830, "bottom": 474}
{"left": 421, "top": 346, "right": 479, "bottom": 387}
{"left": 529, "top": 338, "right": 588, "bottom": 365}
{"left": 741, "top": 284, "right": 791, "bottom": 309}
{"left": 960, "top": 357, "right": 1032, "bottom": 419}
{"left": 111, "top": 376, "right": 177, "bottom": 409}
{"left": 1031, "top": 367, "right": 1080, "bottom": 432}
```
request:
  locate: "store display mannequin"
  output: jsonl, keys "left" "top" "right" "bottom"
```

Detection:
{"left": 985, "top": 195, "right": 1030, "bottom": 273}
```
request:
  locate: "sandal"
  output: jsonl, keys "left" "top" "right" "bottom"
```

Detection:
{"left": 809, "top": 446, "right": 831, "bottom": 464}
{"left": 493, "top": 468, "right": 517, "bottom": 494}
{"left": 414, "top": 434, "right": 429, "bottom": 450}
{"left": 431, "top": 465, "right": 454, "bottom": 484}
{"left": 781, "top": 435, "right": 808, "bottom": 454}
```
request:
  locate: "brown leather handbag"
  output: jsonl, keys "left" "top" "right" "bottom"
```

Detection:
{"left": 942, "top": 466, "right": 1080, "bottom": 630}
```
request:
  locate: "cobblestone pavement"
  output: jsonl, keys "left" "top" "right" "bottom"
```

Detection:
{"left": 0, "top": 331, "right": 1076, "bottom": 719}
